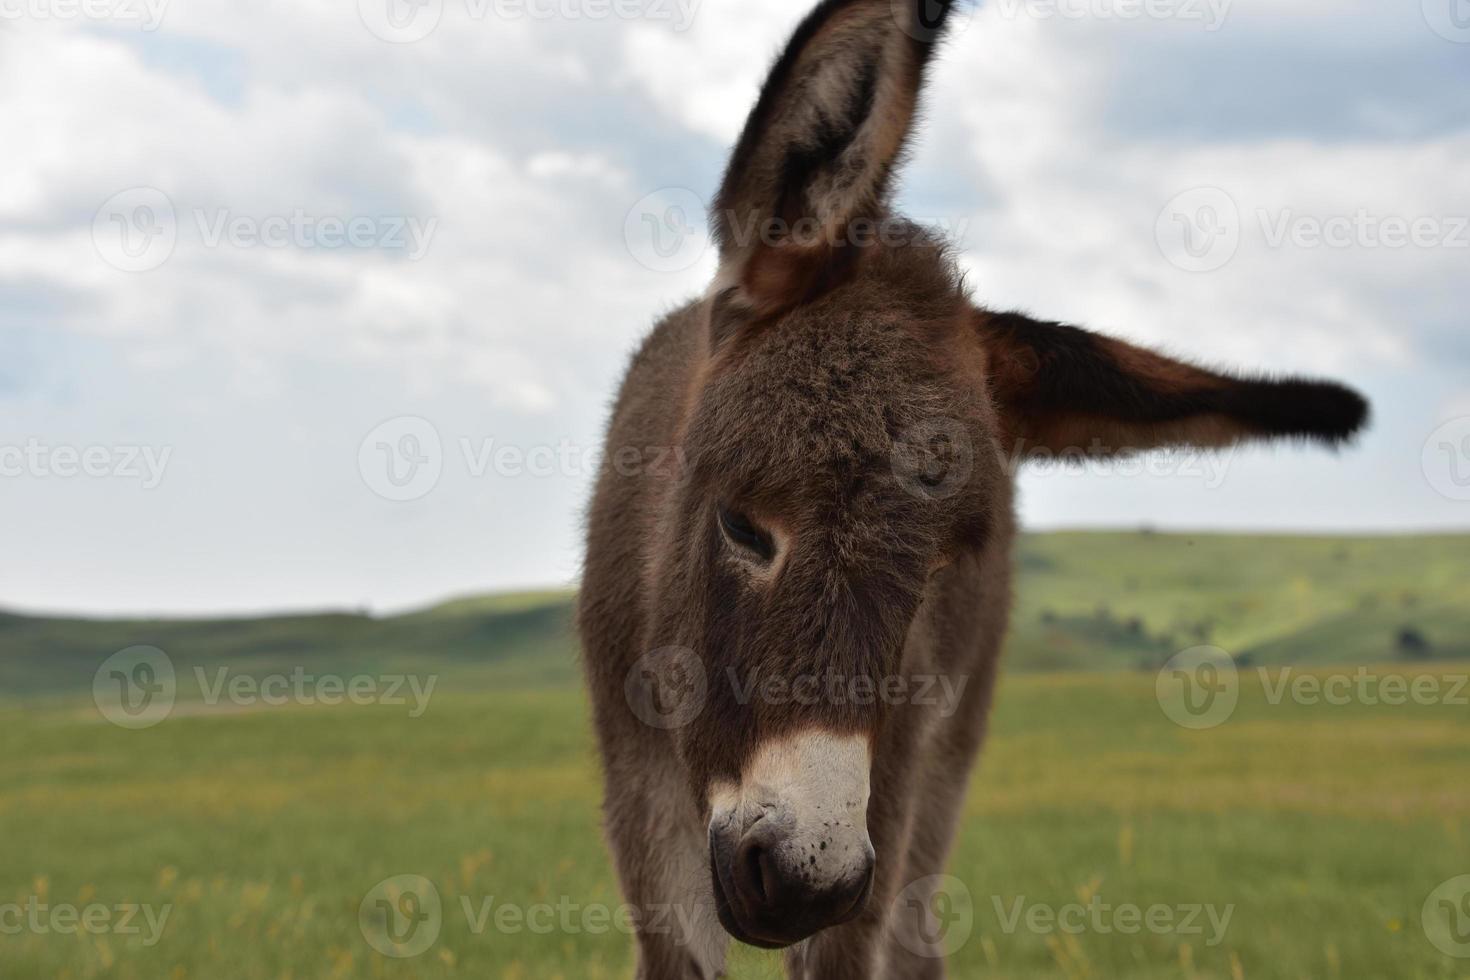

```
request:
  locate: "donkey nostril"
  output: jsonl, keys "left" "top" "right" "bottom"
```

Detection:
{"left": 740, "top": 839, "right": 769, "bottom": 905}
{"left": 758, "top": 848, "right": 784, "bottom": 906}
{"left": 735, "top": 833, "right": 788, "bottom": 912}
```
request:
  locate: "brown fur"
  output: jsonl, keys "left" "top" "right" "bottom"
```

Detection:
{"left": 579, "top": 2, "right": 1366, "bottom": 977}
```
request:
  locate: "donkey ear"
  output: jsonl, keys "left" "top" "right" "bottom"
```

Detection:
{"left": 711, "top": 0, "right": 955, "bottom": 324}
{"left": 977, "top": 311, "right": 1370, "bottom": 458}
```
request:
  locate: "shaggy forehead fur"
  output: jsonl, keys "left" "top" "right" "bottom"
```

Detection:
{"left": 690, "top": 235, "right": 986, "bottom": 515}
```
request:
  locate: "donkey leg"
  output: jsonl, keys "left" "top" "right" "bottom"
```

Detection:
{"left": 781, "top": 912, "right": 887, "bottom": 979}
{"left": 879, "top": 709, "right": 995, "bottom": 977}
{"left": 600, "top": 735, "right": 728, "bottom": 980}
{"left": 881, "top": 871, "right": 956, "bottom": 979}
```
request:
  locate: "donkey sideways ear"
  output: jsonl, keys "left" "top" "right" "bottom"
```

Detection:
{"left": 977, "top": 310, "right": 1370, "bottom": 458}
{"left": 710, "top": 0, "right": 956, "bottom": 325}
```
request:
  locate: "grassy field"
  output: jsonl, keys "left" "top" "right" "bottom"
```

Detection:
{"left": 4, "top": 673, "right": 1469, "bottom": 979}
{"left": 3, "top": 533, "right": 1469, "bottom": 979}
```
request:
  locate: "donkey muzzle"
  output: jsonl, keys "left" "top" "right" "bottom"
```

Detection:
{"left": 706, "top": 732, "right": 874, "bottom": 948}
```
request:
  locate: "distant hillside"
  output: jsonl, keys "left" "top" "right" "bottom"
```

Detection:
{"left": 3, "top": 533, "right": 1467, "bottom": 699}
{"left": 1007, "top": 532, "right": 1470, "bottom": 671}
{"left": 0, "top": 591, "right": 575, "bottom": 698}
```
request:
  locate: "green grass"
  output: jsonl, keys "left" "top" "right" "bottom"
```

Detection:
{"left": 3, "top": 532, "right": 1469, "bottom": 978}
{"left": 1, "top": 670, "right": 1467, "bottom": 979}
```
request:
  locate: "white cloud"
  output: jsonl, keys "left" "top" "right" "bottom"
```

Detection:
{"left": 0, "top": 2, "right": 1465, "bottom": 613}
{"left": 0, "top": 15, "right": 686, "bottom": 413}
{"left": 622, "top": 0, "right": 800, "bottom": 143}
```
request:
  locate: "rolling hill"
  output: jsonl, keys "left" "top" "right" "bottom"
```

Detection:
{"left": 3, "top": 531, "right": 1466, "bottom": 700}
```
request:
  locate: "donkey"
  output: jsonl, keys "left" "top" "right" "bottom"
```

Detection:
{"left": 579, "top": 1, "right": 1367, "bottom": 976}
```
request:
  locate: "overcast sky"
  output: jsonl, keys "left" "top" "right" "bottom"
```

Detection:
{"left": 1, "top": 0, "right": 1467, "bottom": 616}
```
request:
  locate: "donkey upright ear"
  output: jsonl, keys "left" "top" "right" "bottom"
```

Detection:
{"left": 711, "top": 0, "right": 955, "bottom": 326}
{"left": 978, "top": 310, "right": 1370, "bottom": 458}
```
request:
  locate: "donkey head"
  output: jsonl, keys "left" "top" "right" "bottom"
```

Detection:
{"left": 643, "top": 0, "right": 1367, "bottom": 949}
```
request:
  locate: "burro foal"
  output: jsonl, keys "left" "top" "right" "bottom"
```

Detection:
{"left": 579, "top": 1, "right": 1368, "bottom": 977}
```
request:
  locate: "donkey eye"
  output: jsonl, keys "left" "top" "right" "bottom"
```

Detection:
{"left": 717, "top": 506, "right": 774, "bottom": 562}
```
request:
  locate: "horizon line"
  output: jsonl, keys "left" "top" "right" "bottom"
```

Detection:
{"left": 5, "top": 525, "right": 1468, "bottom": 624}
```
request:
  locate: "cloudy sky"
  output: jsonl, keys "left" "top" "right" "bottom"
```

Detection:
{"left": 1, "top": 0, "right": 1467, "bottom": 616}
